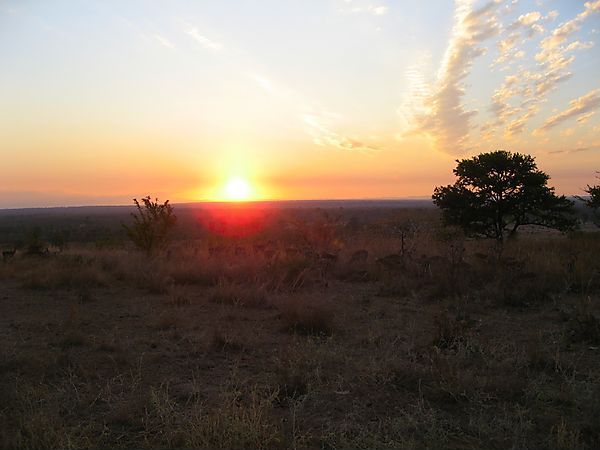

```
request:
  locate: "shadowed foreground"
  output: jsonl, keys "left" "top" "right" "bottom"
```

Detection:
{"left": 1, "top": 207, "right": 599, "bottom": 449}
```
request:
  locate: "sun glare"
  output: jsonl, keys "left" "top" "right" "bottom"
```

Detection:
{"left": 224, "top": 177, "right": 252, "bottom": 201}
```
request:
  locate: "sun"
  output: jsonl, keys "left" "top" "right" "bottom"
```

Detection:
{"left": 224, "top": 177, "right": 252, "bottom": 201}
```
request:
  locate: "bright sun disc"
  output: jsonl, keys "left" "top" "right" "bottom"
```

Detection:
{"left": 224, "top": 177, "right": 251, "bottom": 201}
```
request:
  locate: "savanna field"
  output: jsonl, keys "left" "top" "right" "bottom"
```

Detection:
{"left": 4, "top": 0, "right": 600, "bottom": 449}
{"left": 1, "top": 203, "right": 599, "bottom": 450}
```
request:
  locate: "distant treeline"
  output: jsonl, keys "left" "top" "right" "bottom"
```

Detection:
{"left": 0, "top": 201, "right": 427, "bottom": 247}
{"left": 0, "top": 198, "right": 592, "bottom": 249}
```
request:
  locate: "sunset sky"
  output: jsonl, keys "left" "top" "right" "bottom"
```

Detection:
{"left": 1, "top": 0, "right": 599, "bottom": 207}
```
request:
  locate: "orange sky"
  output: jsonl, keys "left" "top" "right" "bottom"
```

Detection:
{"left": 1, "top": 1, "right": 599, "bottom": 207}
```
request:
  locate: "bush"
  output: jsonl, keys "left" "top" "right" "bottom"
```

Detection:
{"left": 123, "top": 197, "right": 177, "bottom": 254}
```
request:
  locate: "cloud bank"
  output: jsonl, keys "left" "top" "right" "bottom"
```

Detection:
{"left": 399, "top": 0, "right": 600, "bottom": 154}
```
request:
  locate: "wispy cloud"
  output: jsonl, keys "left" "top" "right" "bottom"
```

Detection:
{"left": 186, "top": 27, "right": 223, "bottom": 51}
{"left": 304, "top": 113, "right": 380, "bottom": 153}
{"left": 249, "top": 73, "right": 289, "bottom": 98}
{"left": 397, "top": 54, "right": 433, "bottom": 133}
{"left": 576, "top": 111, "right": 595, "bottom": 124}
{"left": 399, "top": 0, "right": 500, "bottom": 154}
{"left": 549, "top": 145, "right": 600, "bottom": 155}
{"left": 535, "top": 88, "right": 600, "bottom": 134}
{"left": 153, "top": 33, "right": 175, "bottom": 49}
{"left": 340, "top": 1, "right": 388, "bottom": 16}
{"left": 182, "top": 19, "right": 375, "bottom": 154}
{"left": 246, "top": 69, "right": 380, "bottom": 153}
{"left": 115, "top": 16, "right": 181, "bottom": 51}
{"left": 245, "top": 71, "right": 378, "bottom": 152}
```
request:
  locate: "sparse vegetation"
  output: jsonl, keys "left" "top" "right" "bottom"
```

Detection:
{"left": 1, "top": 204, "right": 599, "bottom": 449}
{"left": 123, "top": 196, "right": 177, "bottom": 254}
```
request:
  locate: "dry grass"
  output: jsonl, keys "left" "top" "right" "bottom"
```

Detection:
{"left": 210, "top": 281, "right": 270, "bottom": 308}
{"left": 1, "top": 211, "right": 599, "bottom": 449}
{"left": 20, "top": 259, "right": 109, "bottom": 290}
{"left": 208, "top": 328, "right": 247, "bottom": 353}
{"left": 276, "top": 295, "right": 335, "bottom": 336}
{"left": 183, "top": 385, "right": 282, "bottom": 449}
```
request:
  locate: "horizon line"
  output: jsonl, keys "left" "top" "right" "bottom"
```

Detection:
{"left": 0, "top": 196, "right": 436, "bottom": 211}
{"left": 1, "top": 194, "right": 589, "bottom": 212}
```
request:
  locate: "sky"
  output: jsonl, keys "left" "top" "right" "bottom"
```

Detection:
{"left": 0, "top": 0, "right": 599, "bottom": 207}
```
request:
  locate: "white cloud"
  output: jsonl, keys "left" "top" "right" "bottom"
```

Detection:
{"left": 186, "top": 28, "right": 223, "bottom": 51}
{"left": 518, "top": 11, "right": 541, "bottom": 25}
{"left": 506, "top": 10, "right": 544, "bottom": 36}
{"left": 484, "top": 1, "right": 599, "bottom": 140}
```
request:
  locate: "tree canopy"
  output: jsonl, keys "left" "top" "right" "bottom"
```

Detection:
{"left": 432, "top": 150, "right": 576, "bottom": 240}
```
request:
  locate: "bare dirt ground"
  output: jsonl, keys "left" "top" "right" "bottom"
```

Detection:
{"left": 1, "top": 210, "right": 599, "bottom": 449}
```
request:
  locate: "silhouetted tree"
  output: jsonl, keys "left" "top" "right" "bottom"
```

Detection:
{"left": 123, "top": 197, "right": 177, "bottom": 254}
{"left": 579, "top": 172, "right": 600, "bottom": 226}
{"left": 432, "top": 150, "right": 576, "bottom": 240}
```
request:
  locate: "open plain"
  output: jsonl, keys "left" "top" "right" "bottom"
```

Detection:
{"left": 1, "top": 203, "right": 599, "bottom": 449}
